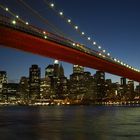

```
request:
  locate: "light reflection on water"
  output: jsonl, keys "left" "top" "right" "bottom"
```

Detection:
{"left": 0, "top": 106, "right": 140, "bottom": 140}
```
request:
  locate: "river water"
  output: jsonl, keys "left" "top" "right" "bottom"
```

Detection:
{"left": 0, "top": 106, "right": 140, "bottom": 140}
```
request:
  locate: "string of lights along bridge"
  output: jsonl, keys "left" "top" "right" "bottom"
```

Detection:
{"left": 0, "top": 0, "right": 140, "bottom": 82}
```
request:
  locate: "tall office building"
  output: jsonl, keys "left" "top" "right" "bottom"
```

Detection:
{"left": 120, "top": 77, "right": 127, "bottom": 98}
{"left": 59, "top": 64, "right": 64, "bottom": 77}
{"left": 19, "top": 76, "right": 29, "bottom": 100}
{"left": 54, "top": 60, "right": 60, "bottom": 77}
{"left": 121, "top": 77, "right": 126, "bottom": 86}
{"left": 45, "top": 60, "right": 64, "bottom": 78}
{"left": 45, "top": 61, "right": 66, "bottom": 97}
{"left": 2, "top": 83, "right": 19, "bottom": 101}
{"left": 0, "top": 71, "right": 7, "bottom": 93}
{"left": 29, "top": 65, "right": 41, "bottom": 99}
{"left": 73, "top": 65, "right": 84, "bottom": 74}
{"left": 45, "top": 65, "right": 54, "bottom": 77}
{"left": 94, "top": 71, "right": 106, "bottom": 99}
{"left": 69, "top": 65, "right": 86, "bottom": 99}
{"left": 40, "top": 77, "right": 52, "bottom": 99}
{"left": 127, "top": 80, "right": 135, "bottom": 100}
{"left": 135, "top": 83, "right": 140, "bottom": 96}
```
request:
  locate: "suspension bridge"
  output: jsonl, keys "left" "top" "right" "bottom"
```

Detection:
{"left": 0, "top": 0, "right": 140, "bottom": 82}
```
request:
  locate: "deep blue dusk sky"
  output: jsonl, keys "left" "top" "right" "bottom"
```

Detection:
{"left": 0, "top": 0, "right": 140, "bottom": 83}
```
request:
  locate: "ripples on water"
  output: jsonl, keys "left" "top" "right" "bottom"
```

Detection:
{"left": 0, "top": 106, "right": 140, "bottom": 140}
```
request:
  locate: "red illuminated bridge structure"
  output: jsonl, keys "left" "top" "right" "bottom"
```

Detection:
{"left": 0, "top": 15, "right": 140, "bottom": 82}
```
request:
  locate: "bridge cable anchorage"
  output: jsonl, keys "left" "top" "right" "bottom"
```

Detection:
{"left": 43, "top": 0, "right": 140, "bottom": 73}
{"left": 17, "top": 0, "right": 74, "bottom": 41}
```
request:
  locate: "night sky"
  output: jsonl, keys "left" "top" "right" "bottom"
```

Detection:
{"left": 0, "top": 0, "right": 140, "bottom": 83}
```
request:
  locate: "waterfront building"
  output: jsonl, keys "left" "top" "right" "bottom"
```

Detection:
{"left": 45, "top": 64, "right": 54, "bottom": 77}
{"left": 83, "top": 72, "right": 97, "bottom": 101}
{"left": 105, "top": 81, "right": 121, "bottom": 101}
{"left": 135, "top": 83, "right": 140, "bottom": 97}
{"left": 73, "top": 65, "right": 84, "bottom": 74}
{"left": 69, "top": 65, "right": 97, "bottom": 101}
{"left": 45, "top": 60, "right": 67, "bottom": 98}
{"left": 121, "top": 77, "right": 126, "bottom": 86}
{"left": 53, "top": 60, "right": 60, "bottom": 77}
{"left": 127, "top": 80, "right": 135, "bottom": 100}
{"left": 57, "top": 64, "right": 68, "bottom": 97}
{"left": 120, "top": 77, "right": 127, "bottom": 100}
{"left": 2, "top": 83, "right": 19, "bottom": 101}
{"left": 69, "top": 65, "right": 86, "bottom": 99}
{"left": 94, "top": 71, "right": 106, "bottom": 100}
{"left": 40, "top": 77, "right": 52, "bottom": 99}
{"left": 59, "top": 64, "right": 64, "bottom": 77}
{"left": 19, "top": 76, "right": 29, "bottom": 100}
{"left": 0, "top": 71, "right": 7, "bottom": 93}
{"left": 58, "top": 76, "right": 68, "bottom": 98}
{"left": 29, "top": 65, "right": 41, "bottom": 100}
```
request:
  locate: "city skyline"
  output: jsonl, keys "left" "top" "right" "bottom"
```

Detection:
{"left": 0, "top": 0, "right": 140, "bottom": 83}
{"left": 0, "top": 1, "right": 140, "bottom": 139}
{"left": 1, "top": 61, "right": 139, "bottom": 105}
{"left": 0, "top": 61, "right": 139, "bottom": 87}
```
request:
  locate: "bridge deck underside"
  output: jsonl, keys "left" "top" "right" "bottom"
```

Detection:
{"left": 0, "top": 26, "right": 140, "bottom": 82}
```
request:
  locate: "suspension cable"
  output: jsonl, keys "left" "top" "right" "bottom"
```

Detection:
{"left": 17, "top": 0, "right": 70, "bottom": 38}
{"left": 43, "top": 0, "right": 110, "bottom": 54}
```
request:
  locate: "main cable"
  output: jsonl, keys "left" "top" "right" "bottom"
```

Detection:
{"left": 17, "top": 0, "right": 70, "bottom": 38}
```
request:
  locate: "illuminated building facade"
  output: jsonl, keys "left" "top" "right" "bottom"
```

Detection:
{"left": 29, "top": 65, "right": 41, "bottom": 99}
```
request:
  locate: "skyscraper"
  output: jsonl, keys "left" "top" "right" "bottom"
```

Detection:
{"left": 121, "top": 77, "right": 126, "bottom": 86}
{"left": 127, "top": 80, "right": 135, "bottom": 100}
{"left": 53, "top": 60, "right": 59, "bottom": 77}
{"left": 69, "top": 65, "right": 86, "bottom": 99}
{"left": 19, "top": 76, "right": 29, "bottom": 100}
{"left": 120, "top": 77, "right": 127, "bottom": 98}
{"left": 0, "top": 71, "right": 7, "bottom": 93}
{"left": 45, "top": 60, "right": 67, "bottom": 98}
{"left": 29, "top": 65, "right": 41, "bottom": 100}
{"left": 94, "top": 71, "right": 105, "bottom": 100}
{"left": 73, "top": 65, "right": 84, "bottom": 74}
{"left": 59, "top": 64, "right": 64, "bottom": 78}
{"left": 45, "top": 65, "right": 54, "bottom": 78}
{"left": 40, "top": 77, "right": 52, "bottom": 99}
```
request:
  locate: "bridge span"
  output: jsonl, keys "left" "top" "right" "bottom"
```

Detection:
{"left": 0, "top": 15, "right": 140, "bottom": 82}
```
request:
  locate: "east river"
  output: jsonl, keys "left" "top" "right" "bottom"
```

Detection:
{"left": 0, "top": 106, "right": 140, "bottom": 140}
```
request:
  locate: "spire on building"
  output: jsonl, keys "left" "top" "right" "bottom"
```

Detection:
{"left": 59, "top": 63, "right": 64, "bottom": 77}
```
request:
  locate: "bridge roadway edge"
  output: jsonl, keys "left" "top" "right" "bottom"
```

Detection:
{"left": 0, "top": 26, "right": 140, "bottom": 82}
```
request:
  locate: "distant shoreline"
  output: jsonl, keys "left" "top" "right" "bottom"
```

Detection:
{"left": 0, "top": 101, "right": 140, "bottom": 106}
